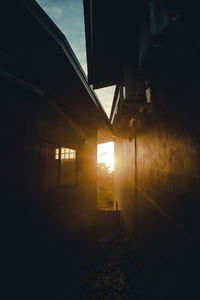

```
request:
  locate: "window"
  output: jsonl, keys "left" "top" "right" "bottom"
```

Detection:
{"left": 55, "top": 148, "right": 59, "bottom": 160}
{"left": 60, "top": 147, "right": 76, "bottom": 185}
{"left": 40, "top": 141, "right": 77, "bottom": 187}
{"left": 55, "top": 147, "right": 76, "bottom": 160}
{"left": 58, "top": 147, "right": 76, "bottom": 160}
{"left": 55, "top": 147, "right": 77, "bottom": 186}
{"left": 40, "top": 141, "right": 59, "bottom": 187}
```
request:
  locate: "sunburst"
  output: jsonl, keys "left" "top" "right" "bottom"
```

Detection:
{"left": 97, "top": 142, "right": 114, "bottom": 172}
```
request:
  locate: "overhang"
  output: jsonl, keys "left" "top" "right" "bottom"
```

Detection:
{"left": 83, "top": 0, "right": 148, "bottom": 89}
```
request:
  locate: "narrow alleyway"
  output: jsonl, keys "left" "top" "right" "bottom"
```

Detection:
{"left": 79, "top": 231, "right": 171, "bottom": 299}
{"left": 6, "top": 220, "right": 199, "bottom": 299}
{"left": 77, "top": 230, "right": 198, "bottom": 299}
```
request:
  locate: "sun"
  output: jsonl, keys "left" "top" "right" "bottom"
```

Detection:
{"left": 97, "top": 142, "right": 114, "bottom": 172}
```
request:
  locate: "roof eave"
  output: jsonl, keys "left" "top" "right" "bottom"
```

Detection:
{"left": 20, "top": 0, "right": 112, "bottom": 132}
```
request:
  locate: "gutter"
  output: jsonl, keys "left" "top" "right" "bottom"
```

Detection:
{"left": 110, "top": 85, "right": 120, "bottom": 124}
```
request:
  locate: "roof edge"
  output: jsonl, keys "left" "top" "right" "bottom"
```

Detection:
{"left": 20, "top": 0, "right": 112, "bottom": 132}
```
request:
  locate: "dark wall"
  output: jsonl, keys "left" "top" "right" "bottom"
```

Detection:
{"left": 1, "top": 78, "right": 97, "bottom": 242}
{"left": 114, "top": 73, "right": 200, "bottom": 253}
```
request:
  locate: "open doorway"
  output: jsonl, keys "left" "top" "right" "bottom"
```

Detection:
{"left": 97, "top": 142, "right": 114, "bottom": 210}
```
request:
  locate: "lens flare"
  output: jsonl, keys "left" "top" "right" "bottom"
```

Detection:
{"left": 97, "top": 142, "right": 114, "bottom": 172}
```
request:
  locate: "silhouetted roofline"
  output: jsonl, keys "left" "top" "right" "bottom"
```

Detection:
{"left": 21, "top": 1, "right": 108, "bottom": 117}
{"left": 19, "top": 0, "right": 113, "bottom": 139}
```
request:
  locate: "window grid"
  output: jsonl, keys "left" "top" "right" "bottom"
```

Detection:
{"left": 55, "top": 148, "right": 59, "bottom": 160}
{"left": 55, "top": 147, "right": 76, "bottom": 160}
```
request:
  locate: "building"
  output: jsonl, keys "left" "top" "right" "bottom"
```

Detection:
{"left": 1, "top": 0, "right": 112, "bottom": 245}
{"left": 84, "top": 0, "right": 200, "bottom": 253}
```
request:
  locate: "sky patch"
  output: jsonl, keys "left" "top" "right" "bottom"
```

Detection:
{"left": 36, "top": 0, "right": 115, "bottom": 116}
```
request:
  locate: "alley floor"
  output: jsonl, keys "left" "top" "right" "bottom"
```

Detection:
{"left": 77, "top": 231, "right": 198, "bottom": 300}
{"left": 5, "top": 225, "right": 200, "bottom": 300}
{"left": 79, "top": 232, "right": 173, "bottom": 299}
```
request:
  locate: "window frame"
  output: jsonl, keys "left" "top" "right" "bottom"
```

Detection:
{"left": 39, "top": 139, "right": 78, "bottom": 188}
{"left": 56, "top": 145, "right": 77, "bottom": 187}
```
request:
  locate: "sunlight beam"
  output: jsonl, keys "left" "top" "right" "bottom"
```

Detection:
{"left": 97, "top": 142, "right": 114, "bottom": 172}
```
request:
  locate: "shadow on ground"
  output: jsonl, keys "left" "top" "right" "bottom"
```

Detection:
{"left": 3, "top": 227, "right": 200, "bottom": 299}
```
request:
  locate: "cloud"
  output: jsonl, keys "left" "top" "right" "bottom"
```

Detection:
{"left": 43, "top": 5, "right": 63, "bottom": 18}
{"left": 36, "top": 0, "right": 86, "bottom": 65}
{"left": 81, "top": 63, "right": 88, "bottom": 75}
{"left": 95, "top": 86, "right": 116, "bottom": 117}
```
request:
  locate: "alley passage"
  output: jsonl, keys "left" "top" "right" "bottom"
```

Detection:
{"left": 78, "top": 232, "right": 181, "bottom": 299}
{"left": 7, "top": 226, "right": 199, "bottom": 299}
{"left": 80, "top": 233, "right": 167, "bottom": 299}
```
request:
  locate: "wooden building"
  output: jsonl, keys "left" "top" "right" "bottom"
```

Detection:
{"left": 84, "top": 0, "right": 200, "bottom": 254}
{"left": 1, "top": 0, "right": 112, "bottom": 244}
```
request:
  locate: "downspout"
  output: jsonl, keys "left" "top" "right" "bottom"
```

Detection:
{"left": 134, "top": 125, "right": 138, "bottom": 241}
{"left": 129, "top": 117, "right": 138, "bottom": 240}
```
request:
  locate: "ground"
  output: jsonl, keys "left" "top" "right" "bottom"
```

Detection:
{"left": 78, "top": 231, "right": 180, "bottom": 299}
{"left": 4, "top": 226, "right": 200, "bottom": 299}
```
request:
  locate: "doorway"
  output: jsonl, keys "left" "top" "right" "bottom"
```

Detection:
{"left": 97, "top": 142, "right": 114, "bottom": 210}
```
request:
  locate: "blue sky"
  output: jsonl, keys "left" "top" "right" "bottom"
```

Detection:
{"left": 36, "top": 0, "right": 115, "bottom": 116}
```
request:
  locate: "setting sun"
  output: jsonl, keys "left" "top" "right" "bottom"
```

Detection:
{"left": 97, "top": 142, "right": 114, "bottom": 172}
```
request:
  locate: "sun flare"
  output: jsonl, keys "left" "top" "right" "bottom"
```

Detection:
{"left": 97, "top": 142, "right": 114, "bottom": 172}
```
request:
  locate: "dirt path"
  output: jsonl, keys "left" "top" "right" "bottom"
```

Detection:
{"left": 77, "top": 232, "right": 182, "bottom": 299}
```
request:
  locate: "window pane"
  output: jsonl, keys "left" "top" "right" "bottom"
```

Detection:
{"left": 60, "top": 147, "right": 76, "bottom": 185}
{"left": 55, "top": 148, "right": 59, "bottom": 159}
{"left": 71, "top": 151, "right": 75, "bottom": 159}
